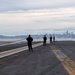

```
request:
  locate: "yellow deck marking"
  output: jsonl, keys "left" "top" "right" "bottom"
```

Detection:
{"left": 51, "top": 46, "right": 75, "bottom": 75}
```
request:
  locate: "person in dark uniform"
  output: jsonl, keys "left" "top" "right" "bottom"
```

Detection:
{"left": 26, "top": 35, "right": 33, "bottom": 51}
{"left": 50, "top": 35, "right": 52, "bottom": 43}
{"left": 43, "top": 35, "right": 47, "bottom": 46}
{"left": 53, "top": 36, "right": 55, "bottom": 42}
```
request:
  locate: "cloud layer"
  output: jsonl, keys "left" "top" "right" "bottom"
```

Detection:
{"left": 0, "top": 7, "right": 75, "bottom": 35}
{"left": 0, "top": 0, "right": 75, "bottom": 35}
{"left": 0, "top": 0, "right": 75, "bottom": 12}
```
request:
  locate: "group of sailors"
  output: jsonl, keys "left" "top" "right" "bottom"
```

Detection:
{"left": 43, "top": 35, "right": 55, "bottom": 46}
{"left": 26, "top": 35, "right": 55, "bottom": 51}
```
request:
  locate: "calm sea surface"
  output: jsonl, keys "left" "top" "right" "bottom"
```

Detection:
{"left": 0, "top": 38, "right": 75, "bottom": 42}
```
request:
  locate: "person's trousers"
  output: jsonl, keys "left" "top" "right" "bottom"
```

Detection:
{"left": 28, "top": 45, "right": 33, "bottom": 51}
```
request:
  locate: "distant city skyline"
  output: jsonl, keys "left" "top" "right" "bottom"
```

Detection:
{"left": 0, "top": 29, "right": 75, "bottom": 36}
{"left": 0, "top": 0, "right": 75, "bottom": 35}
{"left": 0, "top": 31, "right": 75, "bottom": 40}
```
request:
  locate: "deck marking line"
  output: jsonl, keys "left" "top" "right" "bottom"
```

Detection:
{"left": 50, "top": 46, "right": 75, "bottom": 75}
{"left": 0, "top": 43, "right": 42, "bottom": 58}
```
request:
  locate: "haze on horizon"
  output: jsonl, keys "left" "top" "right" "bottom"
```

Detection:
{"left": 0, "top": 0, "right": 75, "bottom": 36}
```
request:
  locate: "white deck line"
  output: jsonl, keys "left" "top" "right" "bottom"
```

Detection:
{"left": 0, "top": 40, "right": 24, "bottom": 46}
{"left": 0, "top": 43, "right": 42, "bottom": 58}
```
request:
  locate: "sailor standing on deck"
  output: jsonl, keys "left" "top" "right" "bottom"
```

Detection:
{"left": 50, "top": 35, "right": 52, "bottom": 43}
{"left": 26, "top": 35, "right": 33, "bottom": 52}
{"left": 53, "top": 35, "right": 55, "bottom": 42}
{"left": 43, "top": 35, "right": 47, "bottom": 46}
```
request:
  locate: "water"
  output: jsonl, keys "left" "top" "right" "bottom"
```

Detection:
{"left": 33, "top": 38, "right": 75, "bottom": 41}
{"left": 0, "top": 38, "right": 22, "bottom": 42}
{"left": 0, "top": 38, "right": 75, "bottom": 42}
{"left": 55, "top": 38, "right": 75, "bottom": 41}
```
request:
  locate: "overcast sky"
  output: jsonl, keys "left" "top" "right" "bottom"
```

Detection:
{"left": 0, "top": 0, "right": 75, "bottom": 35}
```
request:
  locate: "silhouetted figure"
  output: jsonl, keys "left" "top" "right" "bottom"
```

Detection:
{"left": 50, "top": 36, "right": 52, "bottom": 43}
{"left": 43, "top": 35, "right": 47, "bottom": 46}
{"left": 26, "top": 35, "right": 33, "bottom": 51}
{"left": 53, "top": 36, "right": 55, "bottom": 42}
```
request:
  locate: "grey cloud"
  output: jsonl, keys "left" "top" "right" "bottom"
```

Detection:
{"left": 53, "top": 17, "right": 75, "bottom": 22}
{"left": 0, "top": 0, "right": 75, "bottom": 12}
{"left": 53, "top": 27, "right": 75, "bottom": 31}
